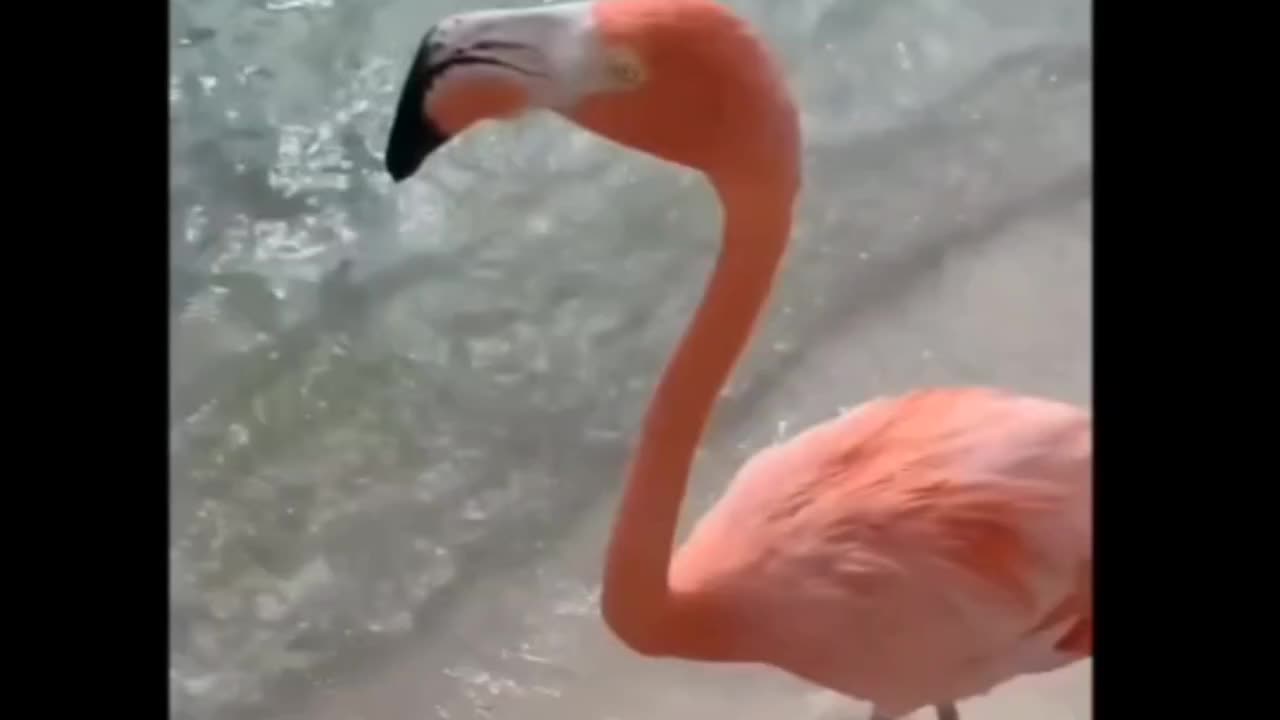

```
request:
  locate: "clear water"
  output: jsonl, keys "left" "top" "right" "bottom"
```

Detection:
{"left": 168, "top": 1, "right": 1092, "bottom": 718}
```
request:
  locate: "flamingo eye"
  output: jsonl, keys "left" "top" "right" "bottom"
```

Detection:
{"left": 604, "top": 47, "right": 646, "bottom": 90}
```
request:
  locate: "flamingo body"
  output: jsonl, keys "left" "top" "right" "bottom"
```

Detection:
{"left": 671, "top": 388, "right": 1091, "bottom": 716}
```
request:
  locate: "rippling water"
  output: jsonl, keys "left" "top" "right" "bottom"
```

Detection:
{"left": 169, "top": 1, "right": 1092, "bottom": 718}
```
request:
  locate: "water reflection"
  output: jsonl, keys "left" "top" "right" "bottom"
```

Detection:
{"left": 169, "top": 1, "right": 1091, "bottom": 718}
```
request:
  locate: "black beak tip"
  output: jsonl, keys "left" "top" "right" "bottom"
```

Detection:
{"left": 385, "top": 148, "right": 424, "bottom": 183}
{"left": 384, "top": 117, "right": 450, "bottom": 182}
{"left": 383, "top": 32, "right": 451, "bottom": 183}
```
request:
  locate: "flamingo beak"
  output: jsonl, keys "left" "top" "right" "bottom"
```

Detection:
{"left": 385, "top": 31, "right": 451, "bottom": 182}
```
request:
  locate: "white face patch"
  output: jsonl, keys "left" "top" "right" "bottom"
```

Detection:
{"left": 427, "top": 1, "right": 629, "bottom": 110}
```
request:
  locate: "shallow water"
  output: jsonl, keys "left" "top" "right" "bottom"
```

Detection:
{"left": 168, "top": 1, "right": 1092, "bottom": 718}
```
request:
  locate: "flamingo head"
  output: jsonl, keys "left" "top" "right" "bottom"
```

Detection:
{"left": 384, "top": 0, "right": 800, "bottom": 192}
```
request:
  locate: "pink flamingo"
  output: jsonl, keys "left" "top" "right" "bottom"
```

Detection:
{"left": 383, "top": 1, "right": 1093, "bottom": 718}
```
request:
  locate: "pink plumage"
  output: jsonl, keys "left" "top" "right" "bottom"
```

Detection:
{"left": 671, "top": 388, "right": 1092, "bottom": 717}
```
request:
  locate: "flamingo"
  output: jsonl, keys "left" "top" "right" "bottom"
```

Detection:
{"left": 382, "top": 1, "right": 1093, "bottom": 718}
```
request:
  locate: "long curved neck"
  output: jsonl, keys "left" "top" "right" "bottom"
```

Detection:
{"left": 600, "top": 178, "right": 795, "bottom": 653}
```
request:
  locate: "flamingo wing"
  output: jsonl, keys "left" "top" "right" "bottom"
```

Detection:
{"left": 670, "top": 387, "right": 1091, "bottom": 712}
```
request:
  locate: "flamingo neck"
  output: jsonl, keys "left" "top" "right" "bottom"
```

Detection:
{"left": 600, "top": 177, "right": 795, "bottom": 656}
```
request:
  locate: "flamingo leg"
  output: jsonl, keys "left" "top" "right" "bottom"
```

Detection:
{"left": 868, "top": 703, "right": 958, "bottom": 720}
{"left": 935, "top": 703, "right": 959, "bottom": 720}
